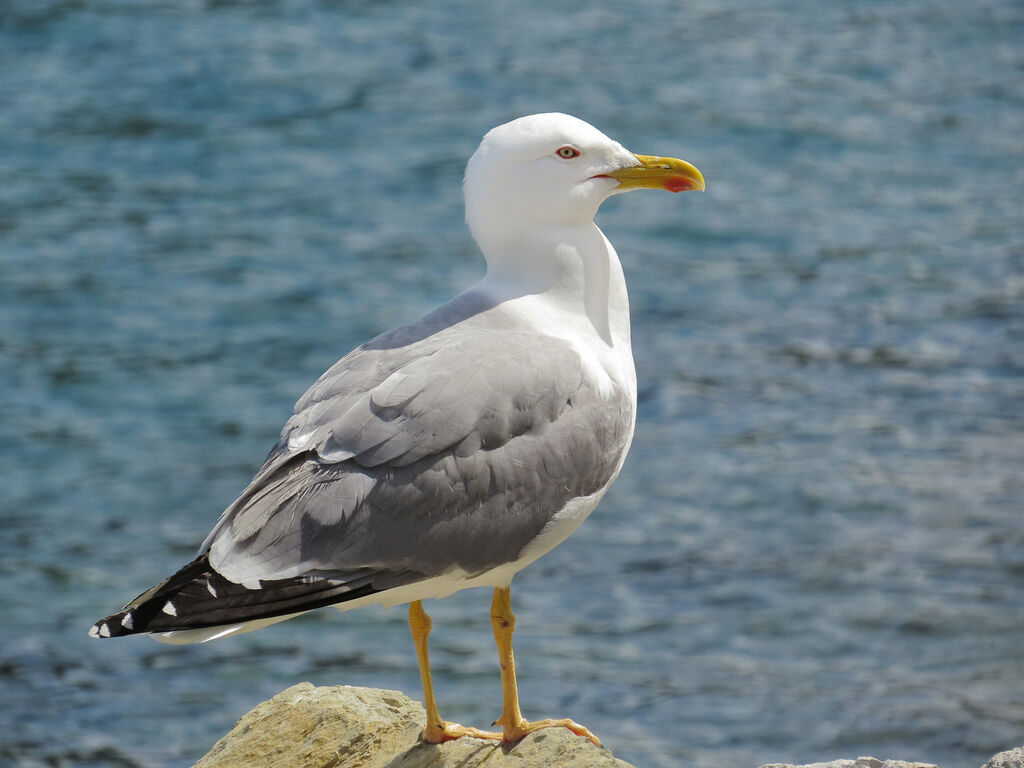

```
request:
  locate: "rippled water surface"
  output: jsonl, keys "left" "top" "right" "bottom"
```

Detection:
{"left": 2, "top": 2, "right": 1022, "bottom": 767}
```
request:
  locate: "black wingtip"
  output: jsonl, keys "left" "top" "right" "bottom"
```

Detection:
{"left": 88, "top": 553, "right": 214, "bottom": 639}
{"left": 88, "top": 609, "right": 139, "bottom": 639}
{"left": 88, "top": 552, "right": 403, "bottom": 640}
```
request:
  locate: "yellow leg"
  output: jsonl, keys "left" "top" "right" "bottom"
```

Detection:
{"left": 408, "top": 600, "right": 502, "bottom": 743}
{"left": 489, "top": 586, "right": 600, "bottom": 746}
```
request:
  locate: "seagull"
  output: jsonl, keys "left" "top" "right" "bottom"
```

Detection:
{"left": 90, "top": 113, "right": 704, "bottom": 745}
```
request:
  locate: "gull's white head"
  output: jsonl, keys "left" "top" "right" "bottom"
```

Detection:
{"left": 463, "top": 113, "right": 704, "bottom": 257}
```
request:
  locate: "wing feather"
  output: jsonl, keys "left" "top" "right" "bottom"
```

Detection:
{"left": 136, "top": 301, "right": 638, "bottom": 636}
{"left": 205, "top": 325, "right": 631, "bottom": 584}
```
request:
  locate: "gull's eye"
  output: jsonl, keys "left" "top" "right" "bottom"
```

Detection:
{"left": 556, "top": 146, "right": 581, "bottom": 159}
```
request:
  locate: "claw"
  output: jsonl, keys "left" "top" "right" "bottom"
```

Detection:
{"left": 500, "top": 717, "right": 601, "bottom": 747}
{"left": 420, "top": 720, "right": 503, "bottom": 744}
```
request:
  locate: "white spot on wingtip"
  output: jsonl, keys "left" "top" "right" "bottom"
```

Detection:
{"left": 162, "top": 601, "right": 177, "bottom": 617}
{"left": 120, "top": 612, "right": 134, "bottom": 630}
{"left": 98, "top": 623, "right": 111, "bottom": 638}
{"left": 88, "top": 624, "right": 101, "bottom": 639}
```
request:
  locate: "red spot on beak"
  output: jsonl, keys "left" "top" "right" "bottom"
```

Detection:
{"left": 664, "top": 176, "right": 697, "bottom": 193}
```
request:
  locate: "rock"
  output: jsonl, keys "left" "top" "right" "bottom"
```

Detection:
{"left": 759, "top": 759, "right": 938, "bottom": 768}
{"left": 193, "top": 683, "right": 636, "bottom": 768}
{"left": 982, "top": 748, "right": 1024, "bottom": 768}
{"left": 194, "top": 688, "right": 1022, "bottom": 768}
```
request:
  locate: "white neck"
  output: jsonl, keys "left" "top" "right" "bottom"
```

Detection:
{"left": 475, "top": 222, "right": 630, "bottom": 349}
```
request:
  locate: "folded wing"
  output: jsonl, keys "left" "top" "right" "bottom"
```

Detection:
{"left": 92, "top": 314, "right": 633, "bottom": 640}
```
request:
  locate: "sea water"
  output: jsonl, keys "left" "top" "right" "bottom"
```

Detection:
{"left": 1, "top": 2, "right": 1021, "bottom": 766}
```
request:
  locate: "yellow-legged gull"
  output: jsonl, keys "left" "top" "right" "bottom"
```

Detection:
{"left": 90, "top": 113, "right": 704, "bottom": 744}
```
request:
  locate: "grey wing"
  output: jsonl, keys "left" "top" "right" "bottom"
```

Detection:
{"left": 202, "top": 329, "right": 634, "bottom": 589}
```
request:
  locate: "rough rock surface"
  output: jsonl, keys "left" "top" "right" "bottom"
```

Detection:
{"left": 193, "top": 683, "right": 636, "bottom": 768}
{"left": 760, "top": 758, "right": 938, "bottom": 768}
{"left": 759, "top": 753, "right": 1024, "bottom": 768}
{"left": 981, "top": 749, "right": 1024, "bottom": 768}
{"left": 193, "top": 685, "right": 1023, "bottom": 768}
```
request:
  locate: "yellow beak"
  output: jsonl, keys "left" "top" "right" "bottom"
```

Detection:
{"left": 606, "top": 153, "right": 705, "bottom": 193}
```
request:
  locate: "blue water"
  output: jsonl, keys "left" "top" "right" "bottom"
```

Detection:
{"left": 2, "top": 2, "right": 1022, "bottom": 767}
